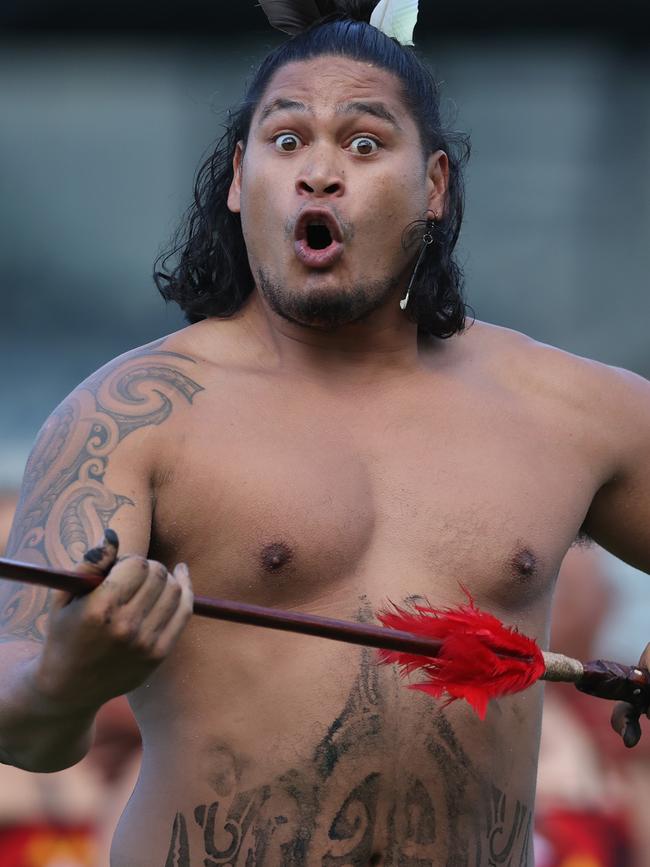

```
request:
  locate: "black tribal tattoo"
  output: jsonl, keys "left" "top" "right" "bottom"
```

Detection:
{"left": 163, "top": 604, "right": 532, "bottom": 866}
{"left": 0, "top": 341, "right": 203, "bottom": 643}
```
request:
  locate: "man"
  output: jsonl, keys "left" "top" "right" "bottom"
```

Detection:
{"left": 0, "top": 8, "right": 648, "bottom": 866}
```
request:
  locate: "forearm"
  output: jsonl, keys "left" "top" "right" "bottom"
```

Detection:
{"left": 0, "top": 645, "right": 98, "bottom": 773}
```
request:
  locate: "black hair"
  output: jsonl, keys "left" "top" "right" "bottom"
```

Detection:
{"left": 154, "top": 10, "right": 471, "bottom": 338}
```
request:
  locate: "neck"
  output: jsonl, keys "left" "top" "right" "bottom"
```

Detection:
{"left": 236, "top": 289, "right": 428, "bottom": 388}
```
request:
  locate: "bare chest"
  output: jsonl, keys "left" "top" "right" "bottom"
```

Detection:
{"left": 152, "top": 373, "right": 598, "bottom": 628}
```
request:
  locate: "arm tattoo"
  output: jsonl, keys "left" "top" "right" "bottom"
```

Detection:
{"left": 0, "top": 344, "right": 203, "bottom": 644}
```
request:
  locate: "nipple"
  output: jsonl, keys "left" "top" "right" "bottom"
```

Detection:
{"left": 511, "top": 547, "right": 537, "bottom": 579}
{"left": 261, "top": 541, "right": 293, "bottom": 573}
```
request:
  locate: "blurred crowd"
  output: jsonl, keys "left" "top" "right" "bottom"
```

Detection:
{"left": 1, "top": 493, "right": 650, "bottom": 866}
{"left": 535, "top": 544, "right": 650, "bottom": 867}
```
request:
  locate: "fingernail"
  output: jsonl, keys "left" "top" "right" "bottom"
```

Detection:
{"left": 84, "top": 546, "right": 104, "bottom": 564}
{"left": 104, "top": 528, "right": 118, "bottom": 547}
{"left": 175, "top": 562, "right": 189, "bottom": 578}
{"left": 623, "top": 724, "right": 639, "bottom": 749}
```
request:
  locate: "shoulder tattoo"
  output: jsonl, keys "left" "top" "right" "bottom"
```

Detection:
{"left": 0, "top": 344, "right": 204, "bottom": 643}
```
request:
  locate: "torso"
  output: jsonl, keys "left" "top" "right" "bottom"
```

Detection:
{"left": 108, "top": 317, "right": 610, "bottom": 866}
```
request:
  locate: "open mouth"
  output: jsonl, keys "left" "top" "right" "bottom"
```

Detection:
{"left": 306, "top": 223, "right": 333, "bottom": 250}
{"left": 294, "top": 209, "right": 344, "bottom": 269}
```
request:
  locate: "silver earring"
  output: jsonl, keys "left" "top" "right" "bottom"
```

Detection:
{"left": 400, "top": 217, "right": 436, "bottom": 311}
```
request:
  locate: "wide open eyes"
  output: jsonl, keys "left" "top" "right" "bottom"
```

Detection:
{"left": 349, "top": 137, "right": 380, "bottom": 156}
{"left": 272, "top": 133, "right": 380, "bottom": 155}
{"left": 274, "top": 133, "right": 300, "bottom": 152}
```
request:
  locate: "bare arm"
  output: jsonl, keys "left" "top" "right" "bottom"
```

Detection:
{"left": 0, "top": 341, "right": 202, "bottom": 770}
{"left": 582, "top": 365, "right": 650, "bottom": 571}
{"left": 580, "top": 365, "right": 650, "bottom": 746}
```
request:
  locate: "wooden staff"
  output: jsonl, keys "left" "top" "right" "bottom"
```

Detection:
{"left": 0, "top": 556, "right": 648, "bottom": 711}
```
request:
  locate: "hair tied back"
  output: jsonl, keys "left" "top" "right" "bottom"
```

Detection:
{"left": 258, "top": 0, "right": 420, "bottom": 44}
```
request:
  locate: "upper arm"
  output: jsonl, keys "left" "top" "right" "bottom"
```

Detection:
{"left": 583, "top": 366, "right": 650, "bottom": 572}
{"left": 0, "top": 341, "right": 204, "bottom": 646}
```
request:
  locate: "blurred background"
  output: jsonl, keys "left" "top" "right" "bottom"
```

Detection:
{"left": 0, "top": 1, "right": 649, "bottom": 865}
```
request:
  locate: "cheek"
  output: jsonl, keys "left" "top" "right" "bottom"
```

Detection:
{"left": 240, "top": 181, "right": 277, "bottom": 253}
{"left": 241, "top": 166, "right": 288, "bottom": 237}
{"left": 358, "top": 172, "right": 423, "bottom": 224}
{"left": 358, "top": 193, "right": 416, "bottom": 248}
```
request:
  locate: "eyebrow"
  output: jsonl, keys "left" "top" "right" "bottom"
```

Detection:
{"left": 257, "top": 98, "right": 403, "bottom": 132}
{"left": 258, "top": 98, "right": 310, "bottom": 124}
{"left": 335, "top": 100, "right": 403, "bottom": 131}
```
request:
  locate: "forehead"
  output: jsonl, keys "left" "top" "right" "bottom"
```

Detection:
{"left": 253, "top": 56, "right": 409, "bottom": 123}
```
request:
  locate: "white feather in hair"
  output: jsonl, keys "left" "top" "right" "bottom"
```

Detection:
{"left": 369, "top": 0, "right": 419, "bottom": 44}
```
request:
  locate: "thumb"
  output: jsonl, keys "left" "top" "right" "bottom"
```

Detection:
{"left": 75, "top": 528, "right": 120, "bottom": 578}
{"left": 611, "top": 645, "right": 650, "bottom": 748}
{"left": 50, "top": 529, "right": 120, "bottom": 615}
{"left": 611, "top": 701, "right": 642, "bottom": 748}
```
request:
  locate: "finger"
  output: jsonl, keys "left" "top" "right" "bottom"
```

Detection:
{"left": 76, "top": 529, "right": 120, "bottom": 578}
{"left": 53, "top": 530, "right": 119, "bottom": 611}
{"left": 611, "top": 701, "right": 643, "bottom": 748}
{"left": 99, "top": 555, "right": 153, "bottom": 606}
{"left": 150, "top": 564, "right": 193, "bottom": 654}
{"left": 139, "top": 573, "right": 183, "bottom": 638}
{"left": 122, "top": 560, "right": 169, "bottom": 619}
{"left": 634, "top": 645, "right": 650, "bottom": 720}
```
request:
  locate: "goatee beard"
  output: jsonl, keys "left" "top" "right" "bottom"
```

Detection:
{"left": 257, "top": 268, "right": 399, "bottom": 330}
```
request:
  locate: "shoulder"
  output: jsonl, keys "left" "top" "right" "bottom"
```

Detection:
{"left": 460, "top": 319, "right": 650, "bottom": 462}
{"left": 34, "top": 331, "right": 207, "bottom": 472}
{"left": 6, "top": 328, "right": 209, "bottom": 571}
{"left": 464, "top": 319, "right": 649, "bottom": 402}
{"left": 79, "top": 330, "right": 206, "bottom": 393}
{"left": 70, "top": 330, "right": 210, "bottom": 430}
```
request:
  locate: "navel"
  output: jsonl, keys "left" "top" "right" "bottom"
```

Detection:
{"left": 260, "top": 541, "right": 294, "bottom": 573}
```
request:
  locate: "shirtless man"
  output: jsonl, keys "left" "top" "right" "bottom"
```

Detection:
{"left": 1, "top": 9, "right": 648, "bottom": 867}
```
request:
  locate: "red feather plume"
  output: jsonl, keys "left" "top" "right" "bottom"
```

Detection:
{"left": 376, "top": 590, "right": 545, "bottom": 719}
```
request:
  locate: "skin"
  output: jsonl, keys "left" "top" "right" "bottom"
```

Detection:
{"left": 1, "top": 56, "right": 650, "bottom": 866}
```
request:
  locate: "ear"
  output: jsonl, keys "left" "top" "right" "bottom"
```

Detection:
{"left": 426, "top": 149, "right": 449, "bottom": 219}
{"left": 227, "top": 140, "right": 245, "bottom": 214}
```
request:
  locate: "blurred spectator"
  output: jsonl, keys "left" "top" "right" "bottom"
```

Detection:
{"left": 0, "top": 492, "right": 18, "bottom": 554}
{"left": 535, "top": 544, "right": 650, "bottom": 867}
{"left": 0, "top": 494, "right": 141, "bottom": 867}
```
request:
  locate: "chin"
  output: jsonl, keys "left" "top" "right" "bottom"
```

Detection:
{"left": 257, "top": 265, "right": 398, "bottom": 329}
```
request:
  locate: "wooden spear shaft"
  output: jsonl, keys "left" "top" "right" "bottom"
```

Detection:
{"left": 0, "top": 557, "right": 647, "bottom": 706}
{"left": 0, "top": 556, "right": 445, "bottom": 656}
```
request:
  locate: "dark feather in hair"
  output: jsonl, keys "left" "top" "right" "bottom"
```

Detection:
{"left": 258, "top": 0, "right": 336, "bottom": 34}
{"left": 258, "top": 0, "right": 377, "bottom": 34}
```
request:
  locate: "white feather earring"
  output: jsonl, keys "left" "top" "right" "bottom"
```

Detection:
{"left": 369, "top": 0, "right": 420, "bottom": 45}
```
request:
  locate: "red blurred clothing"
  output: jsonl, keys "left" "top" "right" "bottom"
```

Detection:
{"left": 535, "top": 684, "right": 644, "bottom": 867}
{"left": 0, "top": 823, "right": 96, "bottom": 867}
{"left": 536, "top": 808, "right": 632, "bottom": 867}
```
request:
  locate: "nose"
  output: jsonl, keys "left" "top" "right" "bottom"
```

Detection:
{"left": 295, "top": 151, "right": 344, "bottom": 198}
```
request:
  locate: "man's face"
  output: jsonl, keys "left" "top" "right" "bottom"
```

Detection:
{"left": 227, "top": 55, "right": 447, "bottom": 330}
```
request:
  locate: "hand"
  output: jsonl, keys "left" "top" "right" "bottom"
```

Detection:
{"left": 34, "top": 530, "right": 193, "bottom": 713}
{"left": 611, "top": 643, "right": 650, "bottom": 748}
